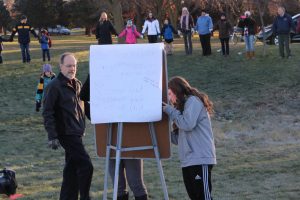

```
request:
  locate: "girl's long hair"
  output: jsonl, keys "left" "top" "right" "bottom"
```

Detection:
{"left": 168, "top": 76, "right": 214, "bottom": 115}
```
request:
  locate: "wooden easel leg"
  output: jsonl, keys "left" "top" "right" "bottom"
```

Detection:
{"left": 103, "top": 123, "right": 113, "bottom": 200}
{"left": 149, "top": 123, "right": 169, "bottom": 200}
{"left": 113, "top": 122, "right": 123, "bottom": 200}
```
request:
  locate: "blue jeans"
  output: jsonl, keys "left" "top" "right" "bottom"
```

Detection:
{"left": 244, "top": 35, "right": 255, "bottom": 52}
{"left": 20, "top": 43, "right": 30, "bottom": 62}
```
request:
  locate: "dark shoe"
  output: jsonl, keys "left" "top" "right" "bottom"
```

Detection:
{"left": 117, "top": 192, "right": 129, "bottom": 200}
{"left": 135, "top": 194, "right": 148, "bottom": 200}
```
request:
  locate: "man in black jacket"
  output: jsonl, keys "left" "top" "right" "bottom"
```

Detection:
{"left": 10, "top": 15, "right": 39, "bottom": 63}
{"left": 95, "top": 12, "right": 118, "bottom": 44}
{"left": 43, "top": 52, "right": 93, "bottom": 200}
{"left": 272, "top": 7, "right": 294, "bottom": 58}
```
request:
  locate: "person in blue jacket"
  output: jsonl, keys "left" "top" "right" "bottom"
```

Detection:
{"left": 195, "top": 10, "right": 213, "bottom": 56}
{"left": 40, "top": 29, "right": 51, "bottom": 62}
{"left": 161, "top": 18, "right": 177, "bottom": 55}
{"left": 272, "top": 6, "right": 295, "bottom": 58}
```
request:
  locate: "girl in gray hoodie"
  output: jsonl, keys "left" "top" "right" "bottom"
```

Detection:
{"left": 163, "top": 76, "right": 216, "bottom": 200}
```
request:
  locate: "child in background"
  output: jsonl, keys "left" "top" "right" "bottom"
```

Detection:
{"left": 35, "top": 64, "right": 55, "bottom": 112}
{"left": 163, "top": 76, "right": 216, "bottom": 200}
{"left": 0, "top": 35, "right": 10, "bottom": 64}
{"left": 161, "top": 19, "right": 177, "bottom": 55}
{"left": 40, "top": 29, "right": 51, "bottom": 61}
{"left": 118, "top": 19, "right": 143, "bottom": 44}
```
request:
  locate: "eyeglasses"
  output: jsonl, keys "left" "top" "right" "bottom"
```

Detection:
{"left": 63, "top": 64, "right": 77, "bottom": 68}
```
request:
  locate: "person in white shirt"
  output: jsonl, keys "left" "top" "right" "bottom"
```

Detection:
{"left": 142, "top": 12, "right": 160, "bottom": 43}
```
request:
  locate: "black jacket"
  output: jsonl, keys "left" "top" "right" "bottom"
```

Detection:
{"left": 10, "top": 22, "right": 38, "bottom": 44}
{"left": 95, "top": 20, "right": 118, "bottom": 44}
{"left": 179, "top": 15, "right": 194, "bottom": 32}
{"left": 214, "top": 20, "right": 232, "bottom": 39}
{"left": 0, "top": 36, "right": 9, "bottom": 51}
{"left": 80, "top": 74, "right": 91, "bottom": 120}
{"left": 42, "top": 73, "right": 85, "bottom": 140}
{"left": 238, "top": 17, "right": 256, "bottom": 36}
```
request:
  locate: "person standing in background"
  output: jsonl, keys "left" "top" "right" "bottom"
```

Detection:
{"left": 96, "top": 12, "right": 118, "bottom": 45}
{"left": 179, "top": 7, "right": 194, "bottom": 55}
{"left": 214, "top": 13, "right": 232, "bottom": 56}
{"left": 195, "top": 10, "right": 213, "bottom": 56}
{"left": 142, "top": 12, "right": 161, "bottom": 43}
{"left": 238, "top": 11, "right": 256, "bottom": 59}
{"left": 272, "top": 7, "right": 294, "bottom": 59}
{"left": 10, "top": 15, "right": 39, "bottom": 63}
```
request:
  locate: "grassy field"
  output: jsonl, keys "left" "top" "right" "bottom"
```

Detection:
{"left": 0, "top": 35, "right": 299, "bottom": 200}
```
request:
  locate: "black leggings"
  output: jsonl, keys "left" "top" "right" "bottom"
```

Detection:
{"left": 220, "top": 37, "right": 230, "bottom": 55}
{"left": 182, "top": 165, "right": 213, "bottom": 200}
{"left": 199, "top": 34, "right": 212, "bottom": 56}
{"left": 147, "top": 35, "right": 158, "bottom": 43}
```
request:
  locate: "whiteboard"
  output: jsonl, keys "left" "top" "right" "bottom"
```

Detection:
{"left": 90, "top": 43, "right": 164, "bottom": 124}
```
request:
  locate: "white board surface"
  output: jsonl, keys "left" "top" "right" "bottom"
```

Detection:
{"left": 90, "top": 43, "right": 164, "bottom": 124}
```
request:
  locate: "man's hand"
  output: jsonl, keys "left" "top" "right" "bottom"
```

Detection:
{"left": 48, "top": 139, "right": 60, "bottom": 150}
{"left": 36, "top": 100, "right": 41, "bottom": 112}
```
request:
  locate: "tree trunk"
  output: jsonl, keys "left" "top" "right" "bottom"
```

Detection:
{"left": 257, "top": 0, "right": 268, "bottom": 57}
{"left": 111, "top": 0, "right": 124, "bottom": 43}
{"left": 135, "top": 3, "right": 143, "bottom": 32}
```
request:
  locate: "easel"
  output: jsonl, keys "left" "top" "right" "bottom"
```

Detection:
{"left": 102, "top": 122, "right": 169, "bottom": 200}
{"left": 99, "top": 50, "right": 169, "bottom": 200}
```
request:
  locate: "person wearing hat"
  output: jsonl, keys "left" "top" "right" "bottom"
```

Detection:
{"left": 118, "top": 19, "right": 143, "bottom": 44}
{"left": 96, "top": 12, "right": 118, "bottom": 45}
{"left": 10, "top": 15, "right": 39, "bottom": 63}
{"left": 40, "top": 29, "right": 51, "bottom": 62}
{"left": 35, "top": 64, "right": 55, "bottom": 112}
{"left": 238, "top": 11, "right": 256, "bottom": 59}
{"left": 214, "top": 13, "right": 233, "bottom": 56}
{"left": 195, "top": 9, "right": 214, "bottom": 56}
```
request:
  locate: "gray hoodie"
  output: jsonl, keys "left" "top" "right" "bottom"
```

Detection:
{"left": 164, "top": 96, "right": 216, "bottom": 168}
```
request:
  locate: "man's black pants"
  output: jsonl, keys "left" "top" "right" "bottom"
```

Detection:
{"left": 182, "top": 165, "right": 213, "bottom": 200}
{"left": 58, "top": 135, "right": 93, "bottom": 200}
{"left": 199, "top": 34, "right": 212, "bottom": 56}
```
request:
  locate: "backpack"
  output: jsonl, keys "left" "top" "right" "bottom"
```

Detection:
{"left": 0, "top": 169, "right": 18, "bottom": 196}
{"left": 46, "top": 32, "right": 52, "bottom": 48}
{"left": 48, "top": 36, "right": 52, "bottom": 48}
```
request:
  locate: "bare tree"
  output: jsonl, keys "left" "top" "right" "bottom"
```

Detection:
{"left": 254, "top": 0, "right": 270, "bottom": 56}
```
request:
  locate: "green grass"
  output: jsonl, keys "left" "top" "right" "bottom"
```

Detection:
{"left": 0, "top": 36, "right": 299, "bottom": 199}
